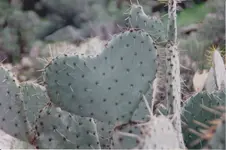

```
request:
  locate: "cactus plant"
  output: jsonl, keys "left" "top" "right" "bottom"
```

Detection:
{"left": 44, "top": 30, "right": 157, "bottom": 124}
{"left": 0, "top": 66, "right": 28, "bottom": 142}
{"left": 33, "top": 105, "right": 101, "bottom": 149}
{"left": 21, "top": 82, "right": 103, "bottom": 149}
{"left": 0, "top": 1, "right": 226, "bottom": 149}
{"left": 127, "top": 4, "right": 167, "bottom": 42}
{"left": 126, "top": 3, "right": 168, "bottom": 112}
{"left": 0, "top": 66, "right": 103, "bottom": 149}
{"left": 20, "top": 82, "right": 50, "bottom": 128}
{"left": 165, "top": 0, "right": 185, "bottom": 148}
{"left": 181, "top": 91, "right": 225, "bottom": 149}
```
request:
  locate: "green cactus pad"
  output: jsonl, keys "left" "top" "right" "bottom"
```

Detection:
{"left": 0, "top": 66, "right": 28, "bottom": 142}
{"left": 33, "top": 106, "right": 101, "bottom": 149}
{"left": 95, "top": 91, "right": 153, "bottom": 149}
{"left": 44, "top": 30, "right": 157, "bottom": 124}
{"left": 20, "top": 82, "right": 50, "bottom": 129}
{"left": 128, "top": 4, "right": 166, "bottom": 42}
{"left": 182, "top": 91, "right": 226, "bottom": 149}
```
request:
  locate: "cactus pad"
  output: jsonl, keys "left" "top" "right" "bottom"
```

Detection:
{"left": 44, "top": 30, "right": 157, "bottom": 124}
{"left": 0, "top": 66, "right": 28, "bottom": 142}
{"left": 128, "top": 4, "right": 166, "bottom": 42}
{"left": 33, "top": 106, "right": 101, "bottom": 149}
{"left": 21, "top": 82, "right": 51, "bottom": 129}
{"left": 182, "top": 91, "right": 226, "bottom": 149}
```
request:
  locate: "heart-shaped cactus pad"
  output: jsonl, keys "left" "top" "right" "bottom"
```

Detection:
{"left": 44, "top": 30, "right": 157, "bottom": 124}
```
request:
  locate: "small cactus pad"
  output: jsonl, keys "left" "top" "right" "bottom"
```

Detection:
{"left": 0, "top": 66, "right": 28, "bottom": 142}
{"left": 128, "top": 4, "right": 166, "bottom": 42}
{"left": 44, "top": 30, "right": 157, "bottom": 124}
{"left": 33, "top": 106, "right": 101, "bottom": 149}
{"left": 182, "top": 91, "right": 226, "bottom": 149}
{"left": 20, "top": 82, "right": 50, "bottom": 129}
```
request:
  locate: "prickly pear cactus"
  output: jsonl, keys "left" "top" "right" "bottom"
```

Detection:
{"left": 0, "top": 66, "right": 29, "bottom": 142}
{"left": 165, "top": 0, "right": 185, "bottom": 148}
{"left": 32, "top": 106, "right": 101, "bottom": 149}
{"left": 20, "top": 82, "right": 51, "bottom": 130}
{"left": 20, "top": 83, "right": 101, "bottom": 149}
{"left": 181, "top": 91, "right": 226, "bottom": 149}
{"left": 96, "top": 92, "right": 153, "bottom": 149}
{"left": 3, "top": 1, "right": 225, "bottom": 149}
{"left": 127, "top": 3, "right": 168, "bottom": 113}
{"left": 128, "top": 4, "right": 167, "bottom": 42}
{"left": 44, "top": 30, "right": 157, "bottom": 124}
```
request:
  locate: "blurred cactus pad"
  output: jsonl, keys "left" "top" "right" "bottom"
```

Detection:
{"left": 0, "top": 0, "right": 225, "bottom": 149}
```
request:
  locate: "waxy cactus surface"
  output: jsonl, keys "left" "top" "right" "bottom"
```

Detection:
{"left": 44, "top": 30, "right": 157, "bottom": 124}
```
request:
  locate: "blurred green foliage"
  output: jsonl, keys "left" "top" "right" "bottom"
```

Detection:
{"left": 177, "top": 3, "right": 209, "bottom": 27}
